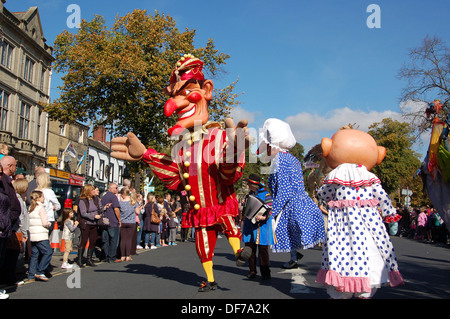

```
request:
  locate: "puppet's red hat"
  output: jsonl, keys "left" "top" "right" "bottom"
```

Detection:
{"left": 169, "top": 54, "right": 205, "bottom": 84}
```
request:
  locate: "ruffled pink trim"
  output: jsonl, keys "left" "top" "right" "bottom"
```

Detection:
{"left": 328, "top": 199, "right": 380, "bottom": 208}
{"left": 316, "top": 269, "right": 405, "bottom": 292}
{"left": 316, "top": 269, "right": 372, "bottom": 293}
{"left": 389, "top": 271, "right": 404, "bottom": 287}
{"left": 181, "top": 197, "right": 239, "bottom": 228}
{"left": 323, "top": 177, "right": 381, "bottom": 187}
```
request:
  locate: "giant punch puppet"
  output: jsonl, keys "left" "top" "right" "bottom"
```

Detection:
{"left": 111, "top": 54, "right": 251, "bottom": 292}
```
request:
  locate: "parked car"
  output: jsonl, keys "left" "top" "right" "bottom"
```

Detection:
{"left": 51, "top": 181, "right": 82, "bottom": 219}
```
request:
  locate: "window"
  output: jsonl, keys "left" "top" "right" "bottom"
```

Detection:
{"left": 0, "top": 90, "right": 9, "bottom": 130}
{"left": 18, "top": 102, "right": 30, "bottom": 139}
{"left": 78, "top": 129, "right": 84, "bottom": 143}
{"left": 118, "top": 165, "right": 123, "bottom": 185}
{"left": 40, "top": 67, "right": 45, "bottom": 91}
{"left": 59, "top": 122, "right": 66, "bottom": 136}
{"left": 88, "top": 155, "right": 94, "bottom": 177}
{"left": 58, "top": 149, "right": 65, "bottom": 169}
{"left": 1, "top": 41, "right": 13, "bottom": 69}
{"left": 99, "top": 159, "right": 105, "bottom": 181}
{"left": 23, "top": 56, "right": 34, "bottom": 82}
{"left": 109, "top": 163, "right": 114, "bottom": 182}
{"left": 36, "top": 110, "right": 42, "bottom": 144}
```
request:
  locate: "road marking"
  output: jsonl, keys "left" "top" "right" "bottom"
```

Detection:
{"left": 278, "top": 268, "right": 320, "bottom": 294}
{"left": 277, "top": 268, "right": 309, "bottom": 293}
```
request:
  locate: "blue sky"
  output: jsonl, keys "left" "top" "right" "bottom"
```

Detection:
{"left": 8, "top": 0, "right": 450, "bottom": 157}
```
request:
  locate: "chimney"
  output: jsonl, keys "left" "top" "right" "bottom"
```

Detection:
{"left": 93, "top": 126, "right": 107, "bottom": 143}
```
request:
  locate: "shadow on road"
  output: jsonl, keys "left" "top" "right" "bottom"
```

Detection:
{"left": 94, "top": 263, "right": 207, "bottom": 289}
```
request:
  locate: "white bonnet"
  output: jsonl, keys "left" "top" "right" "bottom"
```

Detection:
{"left": 259, "top": 118, "right": 297, "bottom": 152}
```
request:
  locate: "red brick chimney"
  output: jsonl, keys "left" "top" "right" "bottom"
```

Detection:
{"left": 93, "top": 126, "right": 107, "bottom": 143}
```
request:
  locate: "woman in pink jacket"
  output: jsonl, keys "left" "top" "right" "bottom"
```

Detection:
{"left": 416, "top": 209, "right": 428, "bottom": 240}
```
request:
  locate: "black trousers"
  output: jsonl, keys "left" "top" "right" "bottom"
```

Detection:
{"left": 80, "top": 225, "right": 98, "bottom": 249}
{"left": 245, "top": 242, "right": 270, "bottom": 276}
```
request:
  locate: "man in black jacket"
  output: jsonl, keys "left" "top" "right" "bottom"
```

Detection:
{"left": 0, "top": 156, "right": 21, "bottom": 230}
{"left": 0, "top": 157, "right": 20, "bottom": 299}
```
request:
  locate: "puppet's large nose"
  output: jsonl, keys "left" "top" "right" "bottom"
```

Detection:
{"left": 164, "top": 99, "right": 178, "bottom": 117}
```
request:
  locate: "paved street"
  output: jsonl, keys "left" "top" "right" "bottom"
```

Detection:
{"left": 5, "top": 234, "right": 449, "bottom": 303}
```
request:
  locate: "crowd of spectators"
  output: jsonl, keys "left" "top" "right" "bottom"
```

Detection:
{"left": 0, "top": 142, "right": 195, "bottom": 299}
{"left": 73, "top": 181, "right": 190, "bottom": 266}
{"left": 393, "top": 205, "right": 449, "bottom": 245}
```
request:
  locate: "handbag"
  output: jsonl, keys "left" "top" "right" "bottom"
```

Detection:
{"left": 95, "top": 198, "right": 110, "bottom": 227}
{"left": 7, "top": 231, "right": 23, "bottom": 251}
{"left": 97, "top": 213, "right": 110, "bottom": 227}
{"left": 151, "top": 208, "right": 161, "bottom": 224}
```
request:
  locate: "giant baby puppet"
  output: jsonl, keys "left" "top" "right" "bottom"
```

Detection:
{"left": 111, "top": 54, "right": 251, "bottom": 292}
{"left": 315, "top": 127, "right": 404, "bottom": 299}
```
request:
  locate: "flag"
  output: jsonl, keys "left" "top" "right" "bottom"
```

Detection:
{"left": 77, "top": 149, "right": 87, "bottom": 169}
{"left": 64, "top": 142, "right": 77, "bottom": 158}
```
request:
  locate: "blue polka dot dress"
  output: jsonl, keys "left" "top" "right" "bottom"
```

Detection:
{"left": 315, "top": 164, "right": 404, "bottom": 293}
{"left": 268, "top": 152, "right": 326, "bottom": 252}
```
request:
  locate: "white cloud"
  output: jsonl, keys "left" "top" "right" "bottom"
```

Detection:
{"left": 228, "top": 105, "right": 259, "bottom": 124}
{"left": 230, "top": 104, "right": 429, "bottom": 158}
{"left": 399, "top": 100, "right": 428, "bottom": 113}
{"left": 284, "top": 107, "right": 403, "bottom": 151}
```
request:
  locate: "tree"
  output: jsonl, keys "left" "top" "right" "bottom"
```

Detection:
{"left": 368, "top": 118, "right": 424, "bottom": 204}
{"left": 45, "top": 9, "right": 241, "bottom": 149}
{"left": 290, "top": 143, "right": 305, "bottom": 163}
{"left": 302, "top": 144, "right": 332, "bottom": 198}
{"left": 398, "top": 35, "right": 450, "bottom": 138}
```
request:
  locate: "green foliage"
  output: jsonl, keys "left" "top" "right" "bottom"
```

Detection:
{"left": 368, "top": 118, "right": 426, "bottom": 205}
{"left": 290, "top": 143, "right": 305, "bottom": 163}
{"left": 46, "top": 10, "right": 241, "bottom": 149}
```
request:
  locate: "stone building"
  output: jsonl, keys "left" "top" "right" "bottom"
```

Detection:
{"left": 0, "top": 2, "right": 53, "bottom": 174}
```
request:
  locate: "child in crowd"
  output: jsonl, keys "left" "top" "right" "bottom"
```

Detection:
{"left": 156, "top": 196, "right": 169, "bottom": 246}
{"left": 28, "top": 191, "right": 52, "bottom": 282}
{"left": 242, "top": 174, "right": 275, "bottom": 280}
{"left": 167, "top": 211, "right": 178, "bottom": 246}
{"left": 61, "top": 207, "right": 79, "bottom": 269}
{"left": 180, "top": 202, "right": 190, "bottom": 242}
{"left": 142, "top": 193, "right": 156, "bottom": 249}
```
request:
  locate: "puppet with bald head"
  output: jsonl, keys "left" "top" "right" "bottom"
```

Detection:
{"left": 320, "top": 128, "right": 386, "bottom": 170}
{"left": 315, "top": 127, "right": 404, "bottom": 299}
{"left": 111, "top": 54, "right": 250, "bottom": 292}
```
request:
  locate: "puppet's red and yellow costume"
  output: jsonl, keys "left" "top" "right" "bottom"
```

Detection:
{"left": 111, "top": 54, "right": 250, "bottom": 291}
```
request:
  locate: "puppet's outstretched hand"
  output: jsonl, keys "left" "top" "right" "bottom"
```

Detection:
{"left": 225, "top": 118, "right": 250, "bottom": 154}
{"left": 111, "top": 132, "right": 147, "bottom": 161}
